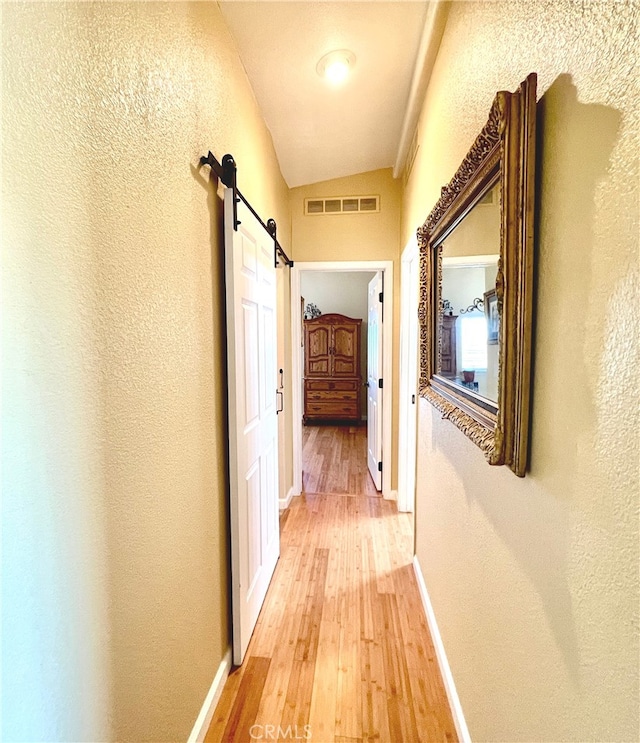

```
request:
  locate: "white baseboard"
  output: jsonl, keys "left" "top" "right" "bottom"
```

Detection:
{"left": 279, "top": 486, "right": 295, "bottom": 510}
{"left": 187, "top": 647, "right": 232, "bottom": 743}
{"left": 412, "top": 556, "right": 471, "bottom": 743}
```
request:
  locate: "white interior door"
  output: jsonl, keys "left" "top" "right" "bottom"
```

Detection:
{"left": 398, "top": 241, "right": 419, "bottom": 512}
{"left": 367, "top": 272, "right": 383, "bottom": 490}
{"left": 225, "top": 189, "right": 280, "bottom": 665}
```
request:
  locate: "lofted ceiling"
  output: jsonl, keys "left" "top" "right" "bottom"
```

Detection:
{"left": 219, "top": 1, "right": 432, "bottom": 188}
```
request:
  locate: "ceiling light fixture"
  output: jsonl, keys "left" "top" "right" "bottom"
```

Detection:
{"left": 316, "top": 49, "right": 356, "bottom": 86}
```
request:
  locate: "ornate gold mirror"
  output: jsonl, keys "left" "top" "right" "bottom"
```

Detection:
{"left": 418, "top": 73, "right": 537, "bottom": 477}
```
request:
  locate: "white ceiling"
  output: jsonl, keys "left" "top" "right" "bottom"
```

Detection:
{"left": 219, "top": 1, "right": 430, "bottom": 188}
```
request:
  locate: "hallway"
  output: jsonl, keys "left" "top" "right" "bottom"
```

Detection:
{"left": 206, "top": 426, "right": 457, "bottom": 742}
{"left": 302, "top": 425, "right": 379, "bottom": 497}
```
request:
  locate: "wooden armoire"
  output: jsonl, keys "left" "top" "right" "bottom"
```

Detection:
{"left": 440, "top": 314, "right": 458, "bottom": 378}
{"left": 303, "top": 313, "right": 362, "bottom": 423}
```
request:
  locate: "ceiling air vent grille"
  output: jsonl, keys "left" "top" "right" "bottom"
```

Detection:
{"left": 304, "top": 195, "right": 380, "bottom": 216}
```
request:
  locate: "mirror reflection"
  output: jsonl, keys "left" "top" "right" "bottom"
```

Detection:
{"left": 437, "top": 183, "right": 500, "bottom": 402}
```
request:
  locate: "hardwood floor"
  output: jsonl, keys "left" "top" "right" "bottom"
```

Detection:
{"left": 205, "top": 425, "right": 457, "bottom": 743}
{"left": 302, "top": 424, "right": 378, "bottom": 496}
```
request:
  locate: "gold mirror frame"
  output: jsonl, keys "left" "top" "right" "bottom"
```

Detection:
{"left": 418, "top": 73, "right": 537, "bottom": 477}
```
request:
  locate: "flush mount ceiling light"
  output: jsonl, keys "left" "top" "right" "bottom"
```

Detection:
{"left": 316, "top": 49, "right": 356, "bottom": 86}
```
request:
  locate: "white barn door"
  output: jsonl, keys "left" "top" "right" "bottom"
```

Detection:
{"left": 224, "top": 189, "right": 279, "bottom": 665}
{"left": 367, "top": 272, "right": 383, "bottom": 490}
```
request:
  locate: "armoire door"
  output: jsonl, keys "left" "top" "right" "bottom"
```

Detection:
{"left": 305, "top": 324, "right": 331, "bottom": 377}
{"left": 332, "top": 323, "right": 359, "bottom": 377}
{"left": 440, "top": 314, "right": 457, "bottom": 377}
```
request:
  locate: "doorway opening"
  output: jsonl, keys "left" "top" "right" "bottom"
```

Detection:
{"left": 290, "top": 261, "right": 394, "bottom": 499}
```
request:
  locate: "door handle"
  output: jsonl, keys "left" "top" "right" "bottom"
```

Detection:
{"left": 276, "top": 389, "right": 284, "bottom": 414}
{"left": 412, "top": 394, "right": 416, "bottom": 404}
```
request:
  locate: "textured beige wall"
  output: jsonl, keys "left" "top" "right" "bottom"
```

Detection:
{"left": 2, "top": 2, "right": 290, "bottom": 740}
{"left": 291, "top": 169, "right": 401, "bottom": 263}
{"left": 291, "top": 169, "right": 402, "bottom": 488}
{"left": 403, "top": 1, "right": 639, "bottom": 741}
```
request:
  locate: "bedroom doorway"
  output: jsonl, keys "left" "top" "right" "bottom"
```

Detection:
{"left": 290, "top": 261, "right": 394, "bottom": 499}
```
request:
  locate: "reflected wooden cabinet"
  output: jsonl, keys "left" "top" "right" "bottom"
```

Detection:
{"left": 440, "top": 314, "right": 457, "bottom": 378}
{"left": 304, "top": 313, "right": 361, "bottom": 422}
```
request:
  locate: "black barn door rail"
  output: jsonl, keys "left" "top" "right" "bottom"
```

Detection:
{"left": 199, "top": 151, "right": 293, "bottom": 268}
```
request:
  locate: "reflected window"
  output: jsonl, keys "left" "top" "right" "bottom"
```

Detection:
{"left": 460, "top": 316, "right": 488, "bottom": 371}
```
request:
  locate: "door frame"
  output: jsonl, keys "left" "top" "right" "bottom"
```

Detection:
{"left": 366, "top": 272, "right": 384, "bottom": 491}
{"left": 290, "top": 260, "right": 394, "bottom": 499}
{"left": 397, "top": 237, "right": 419, "bottom": 513}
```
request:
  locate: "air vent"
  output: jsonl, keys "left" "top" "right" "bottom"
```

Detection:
{"left": 307, "top": 200, "right": 324, "bottom": 214}
{"left": 304, "top": 195, "right": 380, "bottom": 216}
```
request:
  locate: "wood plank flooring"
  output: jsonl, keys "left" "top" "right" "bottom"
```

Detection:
{"left": 206, "top": 425, "right": 457, "bottom": 743}
{"left": 302, "top": 424, "right": 378, "bottom": 496}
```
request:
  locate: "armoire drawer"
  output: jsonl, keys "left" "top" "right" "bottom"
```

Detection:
{"left": 305, "top": 379, "right": 358, "bottom": 392}
{"left": 305, "top": 401, "right": 359, "bottom": 418}
{"left": 306, "top": 390, "right": 357, "bottom": 402}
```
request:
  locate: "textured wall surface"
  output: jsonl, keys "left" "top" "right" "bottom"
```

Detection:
{"left": 403, "top": 1, "right": 639, "bottom": 741}
{"left": 291, "top": 169, "right": 401, "bottom": 263}
{"left": 2, "top": 2, "right": 290, "bottom": 740}
{"left": 291, "top": 169, "right": 402, "bottom": 488}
